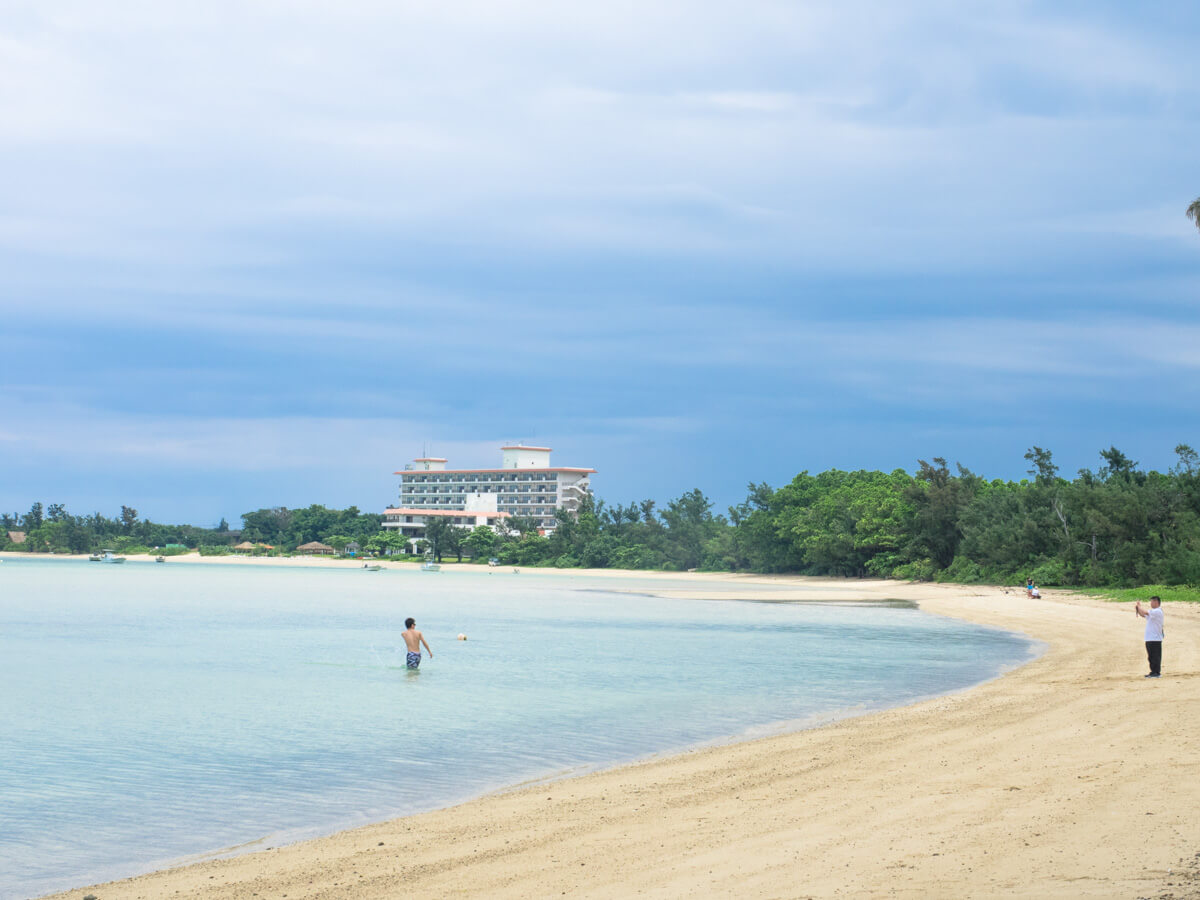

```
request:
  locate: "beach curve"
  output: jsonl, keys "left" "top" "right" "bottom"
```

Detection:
{"left": 35, "top": 573, "right": 1200, "bottom": 899}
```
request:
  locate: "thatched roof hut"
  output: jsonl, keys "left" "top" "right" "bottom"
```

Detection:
{"left": 7, "top": 531, "right": 26, "bottom": 545}
{"left": 233, "top": 541, "right": 257, "bottom": 552}
{"left": 296, "top": 541, "right": 335, "bottom": 555}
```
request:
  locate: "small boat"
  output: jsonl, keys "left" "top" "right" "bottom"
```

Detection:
{"left": 88, "top": 553, "right": 103, "bottom": 562}
{"left": 97, "top": 550, "right": 126, "bottom": 564}
{"left": 155, "top": 556, "right": 166, "bottom": 563}
{"left": 420, "top": 552, "right": 441, "bottom": 572}
{"left": 363, "top": 564, "right": 382, "bottom": 571}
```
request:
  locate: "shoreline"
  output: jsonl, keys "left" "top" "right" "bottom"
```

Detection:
{"left": 32, "top": 570, "right": 1200, "bottom": 898}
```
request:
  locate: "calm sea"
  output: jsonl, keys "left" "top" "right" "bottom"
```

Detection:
{"left": 0, "top": 558, "right": 1037, "bottom": 899}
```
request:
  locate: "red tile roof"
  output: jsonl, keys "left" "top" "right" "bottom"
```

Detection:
{"left": 383, "top": 508, "right": 513, "bottom": 518}
{"left": 394, "top": 467, "right": 596, "bottom": 475}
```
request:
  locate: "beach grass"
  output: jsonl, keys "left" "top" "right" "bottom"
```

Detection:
{"left": 1077, "top": 583, "right": 1200, "bottom": 604}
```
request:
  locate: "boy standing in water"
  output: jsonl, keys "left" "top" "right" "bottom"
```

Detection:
{"left": 403, "top": 617, "right": 433, "bottom": 670}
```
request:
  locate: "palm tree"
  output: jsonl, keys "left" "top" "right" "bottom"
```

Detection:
{"left": 1189, "top": 197, "right": 1200, "bottom": 233}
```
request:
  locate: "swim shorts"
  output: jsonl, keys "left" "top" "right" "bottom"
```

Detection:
{"left": 406, "top": 651, "right": 421, "bottom": 670}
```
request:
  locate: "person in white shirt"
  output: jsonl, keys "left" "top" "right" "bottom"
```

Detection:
{"left": 1135, "top": 596, "right": 1164, "bottom": 678}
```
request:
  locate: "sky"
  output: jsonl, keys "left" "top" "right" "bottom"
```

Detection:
{"left": 2, "top": 0, "right": 1199, "bottom": 527}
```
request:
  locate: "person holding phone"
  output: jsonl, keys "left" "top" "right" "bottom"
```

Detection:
{"left": 1135, "top": 596, "right": 1164, "bottom": 678}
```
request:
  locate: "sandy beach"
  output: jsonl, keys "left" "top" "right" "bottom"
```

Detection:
{"left": 25, "top": 562, "right": 1200, "bottom": 899}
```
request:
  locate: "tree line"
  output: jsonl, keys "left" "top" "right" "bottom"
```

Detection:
{"left": 0, "top": 503, "right": 381, "bottom": 556}
{"left": 418, "top": 444, "right": 1200, "bottom": 587}
{"left": 1, "top": 503, "right": 234, "bottom": 554}
{"left": 5, "top": 444, "right": 1199, "bottom": 587}
{"left": 723, "top": 445, "right": 1200, "bottom": 587}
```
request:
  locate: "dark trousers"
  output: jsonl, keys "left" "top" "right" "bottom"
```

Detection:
{"left": 1146, "top": 641, "right": 1162, "bottom": 676}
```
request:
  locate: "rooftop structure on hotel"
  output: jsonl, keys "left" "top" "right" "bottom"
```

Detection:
{"left": 383, "top": 445, "right": 595, "bottom": 535}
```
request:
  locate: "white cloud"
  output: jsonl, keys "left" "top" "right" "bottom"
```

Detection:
{"left": 1, "top": 0, "right": 1193, "bottom": 276}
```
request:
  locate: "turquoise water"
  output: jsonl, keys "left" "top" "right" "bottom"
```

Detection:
{"left": 0, "top": 558, "right": 1036, "bottom": 899}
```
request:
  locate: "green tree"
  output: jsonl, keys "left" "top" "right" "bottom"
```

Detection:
{"left": 22, "top": 502, "right": 44, "bottom": 530}
{"left": 729, "top": 482, "right": 800, "bottom": 572}
{"left": 442, "top": 524, "right": 465, "bottom": 562}
{"left": 324, "top": 533, "right": 352, "bottom": 553}
{"left": 423, "top": 516, "right": 453, "bottom": 562}
{"left": 1023, "top": 447, "right": 1059, "bottom": 485}
{"left": 462, "top": 526, "right": 498, "bottom": 561}
{"left": 1188, "top": 196, "right": 1200, "bottom": 234}
{"left": 904, "top": 459, "right": 979, "bottom": 571}
{"left": 241, "top": 507, "right": 292, "bottom": 544}
{"left": 768, "top": 470, "right": 913, "bottom": 577}
{"left": 505, "top": 516, "right": 542, "bottom": 538}
{"left": 1098, "top": 447, "right": 1138, "bottom": 482}
{"left": 287, "top": 505, "right": 339, "bottom": 545}
{"left": 1171, "top": 444, "right": 1198, "bottom": 476}
{"left": 367, "top": 530, "right": 410, "bottom": 556}
{"left": 658, "top": 488, "right": 723, "bottom": 570}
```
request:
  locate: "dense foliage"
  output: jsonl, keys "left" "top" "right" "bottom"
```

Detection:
{"left": 483, "top": 489, "right": 733, "bottom": 571}
{"left": 0, "top": 503, "right": 381, "bottom": 556}
{"left": 239, "top": 505, "right": 383, "bottom": 549}
{"left": 5, "top": 444, "right": 1199, "bottom": 588}
{"left": 0, "top": 504, "right": 236, "bottom": 555}
{"left": 720, "top": 445, "right": 1200, "bottom": 587}
{"left": 446, "top": 444, "right": 1200, "bottom": 587}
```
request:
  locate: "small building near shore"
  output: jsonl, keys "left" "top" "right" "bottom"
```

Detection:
{"left": 234, "top": 541, "right": 275, "bottom": 554}
{"left": 296, "top": 541, "right": 335, "bottom": 555}
{"left": 381, "top": 508, "right": 511, "bottom": 550}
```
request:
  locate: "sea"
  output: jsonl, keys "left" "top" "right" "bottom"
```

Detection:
{"left": 0, "top": 557, "right": 1038, "bottom": 899}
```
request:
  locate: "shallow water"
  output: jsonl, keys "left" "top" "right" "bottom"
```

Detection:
{"left": 0, "top": 558, "right": 1036, "bottom": 898}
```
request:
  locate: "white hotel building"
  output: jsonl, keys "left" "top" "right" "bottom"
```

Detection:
{"left": 381, "top": 445, "right": 595, "bottom": 542}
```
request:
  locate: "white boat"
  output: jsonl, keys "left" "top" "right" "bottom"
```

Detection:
{"left": 155, "top": 556, "right": 166, "bottom": 563}
{"left": 97, "top": 550, "right": 126, "bottom": 564}
{"left": 420, "top": 552, "right": 440, "bottom": 572}
{"left": 363, "top": 564, "right": 382, "bottom": 571}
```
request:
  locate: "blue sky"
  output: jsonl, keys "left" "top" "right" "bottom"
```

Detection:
{"left": 2, "top": 0, "right": 1198, "bottom": 526}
